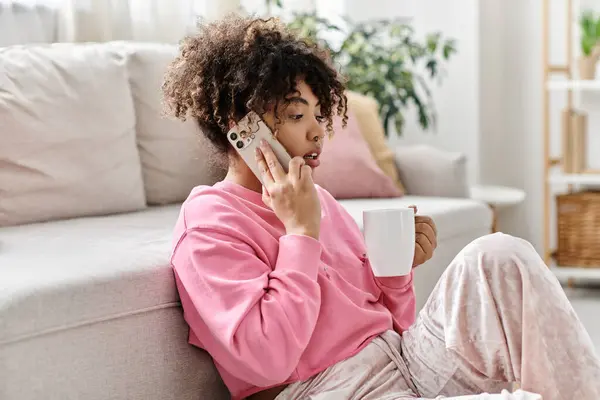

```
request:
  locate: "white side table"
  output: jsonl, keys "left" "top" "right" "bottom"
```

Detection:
{"left": 469, "top": 185, "right": 526, "bottom": 233}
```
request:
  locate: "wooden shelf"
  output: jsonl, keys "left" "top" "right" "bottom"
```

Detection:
{"left": 547, "top": 80, "right": 600, "bottom": 90}
{"left": 550, "top": 265, "right": 600, "bottom": 283}
{"left": 548, "top": 173, "right": 600, "bottom": 185}
{"left": 542, "top": 0, "right": 600, "bottom": 267}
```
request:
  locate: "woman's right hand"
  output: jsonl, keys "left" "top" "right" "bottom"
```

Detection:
{"left": 256, "top": 140, "right": 321, "bottom": 240}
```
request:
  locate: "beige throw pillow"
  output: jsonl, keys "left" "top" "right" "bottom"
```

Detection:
{"left": 393, "top": 145, "right": 470, "bottom": 198}
{"left": 0, "top": 43, "right": 146, "bottom": 227}
{"left": 120, "top": 42, "right": 227, "bottom": 205}
{"left": 345, "top": 91, "right": 406, "bottom": 194}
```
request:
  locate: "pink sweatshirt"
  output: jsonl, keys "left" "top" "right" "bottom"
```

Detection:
{"left": 170, "top": 181, "right": 416, "bottom": 400}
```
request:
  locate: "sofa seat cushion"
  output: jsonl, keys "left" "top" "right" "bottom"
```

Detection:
{"left": 0, "top": 205, "right": 184, "bottom": 345}
{"left": 0, "top": 204, "right": 231, "bottom": 399}
{"left": 0, "top": 195, "right": 490, "bottom": 345}
{"left": 0, "top": 195, "right": 491, "bottom": 345}
{"left": 0, "top": 195, "right": 491, "bottom": 344}
{"left": 338, "top": 195, "right": 492, "bottom": 241}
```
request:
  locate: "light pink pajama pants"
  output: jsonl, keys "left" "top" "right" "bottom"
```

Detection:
{"left": 276, "top": 233, "right": 600, "bottom": 400}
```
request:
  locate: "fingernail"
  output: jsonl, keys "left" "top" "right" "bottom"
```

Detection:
{"left": 255, "top": 147, "right": 260, "bottom": 157}
{"left": 260, "top": 139, "right": 267, "bottom": 147}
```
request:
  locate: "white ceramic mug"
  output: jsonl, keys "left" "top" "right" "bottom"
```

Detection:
{"left": 363, "top": 207, "right": 415, "bottom": 277}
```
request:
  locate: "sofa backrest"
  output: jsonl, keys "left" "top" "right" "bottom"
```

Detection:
{"left": 117, "top": 42, "right": 227, "bottom": 206}
{"left": 0, "top": 41, "right": 226, "bottom": 227}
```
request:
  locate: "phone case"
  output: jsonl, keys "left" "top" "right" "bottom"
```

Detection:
{"left": 227, "top": 111, "right": 293, "bottom": 185}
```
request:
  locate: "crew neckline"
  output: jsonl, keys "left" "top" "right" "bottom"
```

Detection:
{"left": 214, "top": 180, "right": 326, "bottom": 218}
{"left": 215, "top": 180, "right": 265, "bottom": 206}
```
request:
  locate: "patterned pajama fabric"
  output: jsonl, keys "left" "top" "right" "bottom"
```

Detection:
{"left": 277, "top": 233, "right": 600, "bottom": 400}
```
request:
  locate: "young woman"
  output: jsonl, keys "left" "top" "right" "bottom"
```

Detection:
{"left": 162, "top": 15, "right": 600, "bottom": 400}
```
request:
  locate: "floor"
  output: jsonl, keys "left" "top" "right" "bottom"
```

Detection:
{"left": 565, "top": 286, "right": 600, "bottom": 351}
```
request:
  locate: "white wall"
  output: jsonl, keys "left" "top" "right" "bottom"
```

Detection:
{"left": 478, "top": 1, "right": 543, "bottom": 249}
{"left": 344, "top": 0, "right": 481, "bottom": 185}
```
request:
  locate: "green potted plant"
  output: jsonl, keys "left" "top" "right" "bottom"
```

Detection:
{"left": 579, "top": 10, "right": 600, "bottom": 80}
{"left": 286, "top": 11, "right": 456, "bottom": 136}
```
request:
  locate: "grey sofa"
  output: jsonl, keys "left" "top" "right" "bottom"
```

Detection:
{"left": 0, "top": 41, "right": 492, "bottom": 400}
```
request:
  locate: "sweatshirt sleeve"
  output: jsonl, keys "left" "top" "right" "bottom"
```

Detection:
{"left": 375, "top": 273, "right": 416, "bottom": 333}
{"left": 171, "top": 227, "right": 322, "bottom": 387}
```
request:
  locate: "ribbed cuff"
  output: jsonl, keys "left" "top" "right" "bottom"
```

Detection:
{"left": 276, "top": 234, "right": 322, "bottom": 280}
{"left": 375, "top": 270, "right": 414, "bottom": 289}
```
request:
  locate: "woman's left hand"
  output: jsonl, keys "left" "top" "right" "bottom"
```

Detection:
{"left": 409, "top": 206, "right": 438, "bottom": 267}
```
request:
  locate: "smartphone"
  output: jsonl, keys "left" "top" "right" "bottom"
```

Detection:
{"left": 227, "top": 111, "right": 293, "bottom": 185}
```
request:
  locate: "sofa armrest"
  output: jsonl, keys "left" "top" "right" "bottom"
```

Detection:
{"left": 393, "top": 144, "right": 470, "bottom": 198}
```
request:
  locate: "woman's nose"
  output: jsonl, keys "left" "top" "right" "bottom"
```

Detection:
{"left": 307, "top": 121, "right": 325, "bottom": 143}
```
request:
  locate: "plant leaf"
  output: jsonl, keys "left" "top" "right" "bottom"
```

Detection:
{"left": 581, "top": 10, "right": 596, "bottom": 35}
{"left": 582, "top": 35, "right": 595, "bottom": 56}
{"left": 394, "top": 113, "right": 404, "bottom": 135}
{"left": 425, "top": 59, "right": 437, "bottom": 78}
{"left": 426, "top": 32, "right": 440, "bottom": 53}
{"left": 443, "top": 40, "right": 457, "bottom": 59}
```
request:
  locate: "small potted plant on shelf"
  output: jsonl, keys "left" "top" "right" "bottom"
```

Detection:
{"left": 579, "top": 10, "right": 600, "bottom": 80}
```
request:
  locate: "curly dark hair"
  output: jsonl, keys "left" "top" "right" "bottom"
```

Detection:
{"left": 162, "top": 14, "right": 348, "bottom": 154}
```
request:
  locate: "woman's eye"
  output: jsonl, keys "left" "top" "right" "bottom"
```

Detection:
{"left": 289, "top": 114, "right": 303, "bottom": 121}
{"left": 316, "top": 116, "right": 326, "bottom": 124}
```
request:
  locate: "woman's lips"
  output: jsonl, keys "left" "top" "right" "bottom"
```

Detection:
{"left": 303, "top": 151, "right": 321, "bottom": 168}
{"left": 303, "top": 157, "right": 320, "bottom": 168}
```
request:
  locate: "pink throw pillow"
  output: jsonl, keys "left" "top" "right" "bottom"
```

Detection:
{"left": 313, "top": 111, "right": 403, "bottom": 199}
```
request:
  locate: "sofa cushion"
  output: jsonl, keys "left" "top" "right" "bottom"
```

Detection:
{"left": 0, "top": 43, "right": 146, "bottom": 227}
{"left": 346, "top": 91, "right": 406, "bottom": 194}
{"left": 119, "top": 42, "right": 227, "bottom": 205}
{"left": 394, "top": 145, "right": 470, "bottom": 198}
{"left": 313, "top": 111, "right": 403, "bottom": 199}
{"left": 0, "top": 205, "right": 183, "bottom": 345}
{"left": 0, "top": 196, "right": 490, "bottom": 345}
{"left": 338, "top": 195, "right": 492, "bottom": 241}
{"left": 0, "top": 205, "right": 229, "bottom": 399}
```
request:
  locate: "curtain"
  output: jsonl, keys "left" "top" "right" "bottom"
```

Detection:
{"left": 0, "top": 0, "right": 219, "bottom": 44}
{"left": 0, "top": 0, "right": 328, "bottom": 45}
{"left": 56, "top": 0, "right": 205, "bottom": 43}
{"left": 0, "top": 0, "right": 59, "bottom": 45}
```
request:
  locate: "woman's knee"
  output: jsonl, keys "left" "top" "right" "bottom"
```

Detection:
{"left": 465, "top": 232, "right": 537, "bottom": 258}
{"left": 459, "top": 232, "right": 548, "bottom": 279}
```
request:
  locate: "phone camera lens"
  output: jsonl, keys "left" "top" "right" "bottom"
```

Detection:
{"left": 230, "top": 132, "right": 238, "bottom": 141}
{"left": 236, "top": 141, "right": 244, "bottom": 149}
